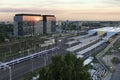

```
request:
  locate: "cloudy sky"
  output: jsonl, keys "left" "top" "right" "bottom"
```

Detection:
{"left": 0, "top": 0, "right": 120, "bottom": 21}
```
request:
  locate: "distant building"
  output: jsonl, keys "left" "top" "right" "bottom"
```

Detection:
{"left": 14, "top": 14, "right": 56, "bottom": 37}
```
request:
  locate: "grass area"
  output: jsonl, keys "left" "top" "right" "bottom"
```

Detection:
{"left": 111, "top": 57, "right": 120, "bottom": 64}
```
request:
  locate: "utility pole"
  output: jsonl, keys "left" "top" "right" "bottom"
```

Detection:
{"left": 3, "top": 64, "right": 12, "bottom": 80}
{"left": 44, "top": 55, "right": 47, "bottom": 66}
{"left": 8, "top": 66, "right": 12, "bottom": 80}
{"left": 31, "top": 58, "right": 34, "bottom": 72}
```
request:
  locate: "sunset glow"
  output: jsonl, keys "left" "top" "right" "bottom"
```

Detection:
{"left": 23, "top": 16, "right": 42, "bottom": 21}
{"left": 0, "top": 0, "right": 120, "bottom": 21}
{"left": 35, "top": 18, "right": 40, "bottom": 21}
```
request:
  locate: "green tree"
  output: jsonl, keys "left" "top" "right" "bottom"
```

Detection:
{"left": 50, "top": 54, "right": 65, "bottom": 80}
{"left": 111, "top": 57, "right": 120, "bottom": 64}
{"left": 0, "top": 23, "right": 13, "bottom": 43}
{"left": 63, "top": 53, "right": 75, "bottom": 80}
{"left": 0, "top": 33, "right": 5, "bottom": 43}
{"left": 37, "top": 53, "right": 91, "bottom": 80}
{"left": 39, "top": 67, "right": 49, "bottom": 80}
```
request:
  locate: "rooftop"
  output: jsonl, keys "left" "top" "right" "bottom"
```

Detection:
{"left": 42, "top": 15, "right": 55, "bottom": 17}
{"left": 15, "top": 14, "right": 41, "bottom": 16}
{"left": 91, "top": 27, "right": 120, "bottom": 33}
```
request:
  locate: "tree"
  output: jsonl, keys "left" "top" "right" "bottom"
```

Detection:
{"left": 0, "top": 23, "right": 13, "bottom": 42}
{"left": 37, "top": 53, "right": 92, "bottom": 80}
{"left": 50, "top": 54, "right": 65, "bottom": 80}
{"left": 111, "top": 57, "right": 120, "bottom": 64}
{"left": 0, "top": 33, "right": 5, "bottom": 43}
{"left": 38, "top": 67, "right": 49, "bottom": 80}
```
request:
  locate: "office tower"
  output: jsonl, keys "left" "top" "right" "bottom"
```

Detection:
{"left": 43, "top": 15, "right": 56, "bottom": 34}
{"left": 14, "top": 14, "right": 56, "bottom": 36}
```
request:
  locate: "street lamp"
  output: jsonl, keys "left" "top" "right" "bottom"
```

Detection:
{"left": 31, "top": 58, "right": 34, "bottom": 72}
{"left": 44, "top": 56, "right": 47, "bottom": 66}
{"left": 2, "top": 64, "right": 12, "bottom": 80}
{"left": 58, "top": 39, "right": 62, "bottom": 54}
{"left": 8, "top": 66, "right": 12, "bottom": 80}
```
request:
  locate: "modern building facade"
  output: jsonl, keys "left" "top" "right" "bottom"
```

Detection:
{"left": 88, "top": 27, "right": 120, "bottom": 38}
{"left": 14, "top": 14, "right": 56, "bottom": 36}
{"left": 43, "top": 15, "right": 56, "bottom": 34}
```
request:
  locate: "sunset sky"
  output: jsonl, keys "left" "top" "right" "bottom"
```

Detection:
{"left": 0, "top": 0, "right": 120, "bottom": 21}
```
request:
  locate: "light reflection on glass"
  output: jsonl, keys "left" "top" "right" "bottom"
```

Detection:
{"left": 23, "top": 16, "right": 42, "bottom": 21}
{"left": 46, "top": 17, "right": 56, "bottom": 21}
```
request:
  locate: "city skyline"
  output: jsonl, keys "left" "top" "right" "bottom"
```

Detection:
{"left": 0, "top": 0, "right": 120, "bottom": 21}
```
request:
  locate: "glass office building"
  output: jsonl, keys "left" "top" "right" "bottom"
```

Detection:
{"left": 43, "top": 15, "right": 56, "bottom": 34}
{"left": 14, "top": 14, "right": 56, "bottom": 36}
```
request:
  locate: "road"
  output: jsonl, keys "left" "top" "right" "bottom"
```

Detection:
{"left": 96, "top": 35, "right": 120, "bottom": 80}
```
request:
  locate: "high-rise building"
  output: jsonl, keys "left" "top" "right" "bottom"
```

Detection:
{"left": 43, "top": 15, "right": 56, "bottom": 34}
{"left": 14, "top": 14, "right": 56, "bottom": 37}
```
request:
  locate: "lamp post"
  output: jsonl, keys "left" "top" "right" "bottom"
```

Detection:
{"left": 58, "top": 39, "right": 62, "bottom": 54}
{"left": 31, "top": 58, "right": 34, "bottom": 72}
{"left": 8, "top": 66, "right": 12, "bottom": 80}
{"left": 44, "top": 55, "right": 47, "bottom": 66}
{"left": 3, "top": 64, "right": 12, "bottom": 80}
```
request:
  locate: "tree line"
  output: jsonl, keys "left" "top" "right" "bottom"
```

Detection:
{"left": 0, "top": 23, "right": 13, "bottom": 43}
{"left": 26, "top": 53, "right": 91, "bottom": 80}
